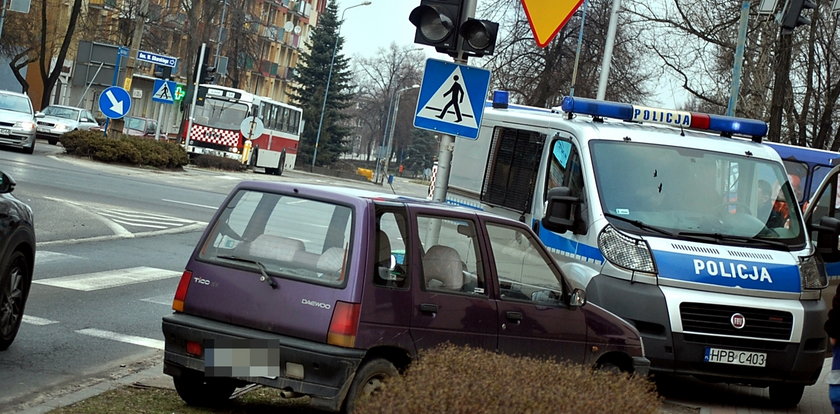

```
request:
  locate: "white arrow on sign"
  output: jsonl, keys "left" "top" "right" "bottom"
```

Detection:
{"left": 105, "top": 90, "right": 124, "bottom": 115}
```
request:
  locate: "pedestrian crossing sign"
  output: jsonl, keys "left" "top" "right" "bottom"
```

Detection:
{"left": 152, "top": 79, "right": 176, "bottom": 104}
{"left": 414, "top": 58, "right": 491, "bottom": 140}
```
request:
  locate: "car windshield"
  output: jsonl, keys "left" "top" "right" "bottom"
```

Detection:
{"left": 43, "top": 106, "right": 80, "bottom": 120}
{"left": 589, "top": 140, "right": 804, "bottom": 247}
{"left": 125, "top": 117, "right": 146, "bottom": 131}
{"left": 193, "top": 98, "right": 248, "bottom": 130}
{"left": 199, "top": 189, "right": 353, "bottom": 287}
{"left": 0, "top": 93, "right": 32, "bottom": 114}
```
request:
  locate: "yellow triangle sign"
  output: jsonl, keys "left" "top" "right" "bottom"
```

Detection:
{"left": 520, "top": 0, "right": 584, "bottom": 47}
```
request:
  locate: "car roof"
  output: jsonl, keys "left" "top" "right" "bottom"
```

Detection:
{"left": 0, "top": 90, "right": 30, "bottom": 99}
{"left": 45, "top": 105, "right": 83, "bottom": 110}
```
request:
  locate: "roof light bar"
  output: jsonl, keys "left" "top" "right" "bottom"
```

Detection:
{"left": 560, "top": 96, "right": 767, "bottom": 141}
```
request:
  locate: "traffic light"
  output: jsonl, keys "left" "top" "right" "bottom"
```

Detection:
{"left": 199, "top": 64, "right": 216, "bottom": 84}
{"left": 409, "top": 0, "right": 498, "bottom": 58}
{"left": 780, "top": 0, "right": 817, "bottom": 33}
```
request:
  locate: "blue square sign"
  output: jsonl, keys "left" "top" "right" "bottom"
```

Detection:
{"left": 413, "top": 59, "right": 491, "bottom": 140}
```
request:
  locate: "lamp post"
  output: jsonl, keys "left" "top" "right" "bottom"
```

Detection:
{"left": 311, "top": 1, "right": 371, "bottom": 171}
{"left": 378, "top": 84, "right": 419, "bottom": 185}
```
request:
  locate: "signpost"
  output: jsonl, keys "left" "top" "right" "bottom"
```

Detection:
{"left": 414, "top": 59, "right": 491, "bottom": 140}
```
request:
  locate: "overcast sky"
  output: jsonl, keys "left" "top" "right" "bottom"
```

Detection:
{"left": 336, "top": 0, "right": 424, "bottom": 60}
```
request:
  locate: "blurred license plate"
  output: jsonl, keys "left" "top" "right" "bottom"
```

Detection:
{"left": 704, "top": 347, "right": 766, "bottom": 367}
{"left": 0, "top": 128, "right": 9, "bottom": 136}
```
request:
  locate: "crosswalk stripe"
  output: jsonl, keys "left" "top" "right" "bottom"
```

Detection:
{"left": 22, "top": 315, "right": 59, "bottom": 325}
{"left": 76, "top": 328, "right": 164, "bottom": 350}
{"left": 141, "top": 294, "right": 175, "bottom": 306}
{"left": 33, "top": 267, "right": 180, "bottom": 291}
{"left": 34, "top": 251, "right": 82, "bottom": 265}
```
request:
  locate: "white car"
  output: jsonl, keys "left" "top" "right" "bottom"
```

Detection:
{"left": 0, "top": 90, "right": 36, "bottom": 154}
{"left": 35, "top": 105, "right": 101, "bottom": 145}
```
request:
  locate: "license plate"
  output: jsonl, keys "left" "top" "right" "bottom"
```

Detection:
{"left": 0, "top": 128, "right": 9, "bottom": 136}
{"left": 704, "top": 347, "right": 767, "bottom": 367}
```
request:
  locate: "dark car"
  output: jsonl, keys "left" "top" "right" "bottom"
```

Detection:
{"left": 162, "top": 182, "right": 648, "bottom": 412}
{"left": 122, "top": 116, "right": 157, "bottom": 138}
{"left": 0, "top": 171, "right": 35, "bottom": 350}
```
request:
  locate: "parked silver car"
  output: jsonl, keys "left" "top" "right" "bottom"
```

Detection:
{"left": 0, "top": 90, "right": 36, "bottom": 154}
{"left": 36, "top": 105, "right": 101, "bottom": 145}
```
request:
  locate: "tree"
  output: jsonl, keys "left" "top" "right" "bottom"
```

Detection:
{"left": 402, "top": 129, "right": 438, "bottom": 176}
{"left": 221, "top": 0, "right": 260, "bottom": 89}
{"left": 290, "top": 0, "right": 355, "bottom": 168}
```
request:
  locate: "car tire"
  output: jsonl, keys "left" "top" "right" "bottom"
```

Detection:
{"left": 47, "top": 137, "right": 57, "bottom": 145}
{"left": 0, "top": 250, "right": 32, "bottom": 351}
{"left": 342, "top": 358, "right": 398, "bottom": 413}
{"left": 768, "top": 384, "right": 804, "bottom": 408}
{"left": 23, "top": 140, "right": 34, "bottom": 154}
{"left": 172, "top": 373, "right": 236, "bottom": 406}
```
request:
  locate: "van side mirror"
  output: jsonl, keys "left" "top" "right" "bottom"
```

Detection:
{"left": 541, "top": 187, "right": 580, "bottom": 234}
{"left": 815, "top": 216, "right": 840, "bottom": 262}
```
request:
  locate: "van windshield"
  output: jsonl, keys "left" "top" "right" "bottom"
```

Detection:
{"left": 199, "top": 189, "right": 353, "bottom": 286}
{"left": 589, "top": 141, "right": 805, "bottom": 247}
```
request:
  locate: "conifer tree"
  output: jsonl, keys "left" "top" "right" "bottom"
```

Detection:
{"left": 291, "top": 0, "right": 354, "bottom": 168}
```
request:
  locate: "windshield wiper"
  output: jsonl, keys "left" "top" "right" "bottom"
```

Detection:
{"left": 216, "top": 255, "right": 278, "bottom": 289}
{"left": 603, "top": 213, "right": 675, "bottom": 237}
{"left": 676, "top": 231, "right": 788, "bottom": 249}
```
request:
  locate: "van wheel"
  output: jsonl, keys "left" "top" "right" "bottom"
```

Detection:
{"left": 172, "top": 374, "right": 236, "bottom": 406}
{"left": 768, "top": 384, "right": 804, "bottom": 408}
{"left": 0, "top": 251, "right": 31, "bottom": 351}
{"left": 343, "top": 358, "right": 398, "bottom": 413}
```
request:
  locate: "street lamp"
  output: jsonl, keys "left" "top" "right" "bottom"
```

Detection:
{"left": 311, "top": 1, "right": 372, "bottom": 171}
{"left": 376, "top": 84, "right": 419, "bottom": 184}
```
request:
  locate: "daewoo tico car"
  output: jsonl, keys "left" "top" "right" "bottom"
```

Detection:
{"left": 0, "top": 170, "right": 35, "bottom": 350}
{"left": 162, "top": 182, "right": 648, "bottom": 412}
{"left": 35, "top": 105, "right": 100, "bottom": 145}
{"left": 0, "top": 90, "right": 36, "bottom": 154}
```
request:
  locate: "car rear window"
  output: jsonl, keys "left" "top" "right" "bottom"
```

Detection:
{"left": 199, "top": 189, "right": 353, "bottom": 286}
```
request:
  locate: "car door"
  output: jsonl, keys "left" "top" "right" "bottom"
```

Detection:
{"left": 483, "top": 218, "right": 588, "bottom": 363}
{"left": 804, "top": 164, "right": 840, "bottom": 278}
{"left": 407, "top": 208, "right": 497, "bottom": 351}
{"left": 80, "top": 110, "right": 99, "bottom": 130}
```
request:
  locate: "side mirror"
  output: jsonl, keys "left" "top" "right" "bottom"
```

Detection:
{"left": 541, "top": 186, "right": 579, "bottom": 234}
{"left": 0, "top": 172, "right": 17, "bottom": 194}
{"left": 569, "top": 288, "right": 586, "bottom": 308}
{"left": 35, "top": 112, "right": 44, "bottom": 118}
{"left": 815, "top": 216, "right": 840, "bottom": 262}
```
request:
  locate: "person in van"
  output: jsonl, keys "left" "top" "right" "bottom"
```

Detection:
{"left": 757, "top": 180, "right": 786, "bottom": 228}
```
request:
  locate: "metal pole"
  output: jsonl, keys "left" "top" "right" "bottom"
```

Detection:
{"left": 596, "top": 0, "right": 621, "bottom": 100}
{"left": 726, "top": 1, "right": 751, "bottom": 117}
{"left": 383, "top": 86, "right": 417, "bottom": 184}
{"left": 186, "top": 43, "right": 206, "bottom": 147}
{"left": 569, "top": 0, "right": 588, "bottom": 97}
{"left": 108, "top": 0, "right": 148, "bottom": 135}
{"left": 375, "top": 94, "right": 395, "bottom": 183}
{"left": 215, "top": 0, "right": 228, "bottom": 68}
{"left": 103, "top": 48, "right": 127, "bottom": 135}
{"left": 77, "top": 62, "right": 104, "bottom": 107}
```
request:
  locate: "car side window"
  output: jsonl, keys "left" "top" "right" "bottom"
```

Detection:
{"left": 415, "top": 215, "right": 484, "bottom": 295}
{"left": 374, "top": 211, "right": 409, "bottom": 289}
{"left": 486, "top": 222, "right": 564, "bottom": 304}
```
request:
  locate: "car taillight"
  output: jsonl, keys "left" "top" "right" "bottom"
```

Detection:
{"left": 172, "top": 270, "right": 192, "bottom": 312}
{"left": 186, "top": 340, "right": 203, "bottom": 357}
{"left": 327, "top": 301, "right": 361, "bottom": 348}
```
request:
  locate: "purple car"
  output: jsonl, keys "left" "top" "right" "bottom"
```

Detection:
{"left": 162, "top": 182, "right": 648, "bottom": 411}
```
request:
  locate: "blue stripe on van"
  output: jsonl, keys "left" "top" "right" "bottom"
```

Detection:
{"left": 826, "top": 261, "right": 840, "bottom": 279}
{"left": 535, "top": 221, "right": 605, "bottom": 263}
{"left": 653, "top": 250, "right": 801, "bottom": 293}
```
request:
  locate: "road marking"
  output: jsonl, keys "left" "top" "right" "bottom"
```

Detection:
{"left": 22, "top": 315, "right": 59, "bottom": 326}
{"left": 162, "top": 199, "right": 218, "bottom": 210}
{"left": 35, "top": 251, "right": 82, "bottom": 265}
{"left": 33, "top": 267, "right": 180, "bottom": 291}
{"left": 141, "top": 294, "right": 174, "bottom": 306}
{"left": 76, "top": 328, "right": 164, "bottom": 350}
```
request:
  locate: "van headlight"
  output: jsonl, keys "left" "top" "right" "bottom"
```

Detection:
{"left": 597, "top": 225, "right": 656, "bottom": 273}
{"left": 800, "top": 255, "right": 828, "bottom": 289}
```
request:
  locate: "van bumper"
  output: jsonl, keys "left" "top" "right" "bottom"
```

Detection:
{"left": 162, "top": 313, "right": 365, "bottom": 412}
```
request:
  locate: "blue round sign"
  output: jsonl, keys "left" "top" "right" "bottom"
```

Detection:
{"left": 98, "top": 86, "right": 132, "bottom": 119}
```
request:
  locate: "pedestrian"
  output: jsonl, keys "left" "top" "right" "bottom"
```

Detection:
{"left": 825, "top": 284, "right": 840, "bottom": 413}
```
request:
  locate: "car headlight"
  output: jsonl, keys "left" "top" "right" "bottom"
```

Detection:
{"left": 55, "top": 123, "right": 71, "bottom": 131}
{"left": 800, "top": 254, "right": 828, "bottom": 289}
{"left": 15, "top": 121, "right": 35, "bottom": 131}
{"left": 597, "top": 225, "right": 656, "bottom": 273}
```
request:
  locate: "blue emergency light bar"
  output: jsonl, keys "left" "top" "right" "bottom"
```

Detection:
{"left": 560, "top": 96, "right": 768, "bottom": 142}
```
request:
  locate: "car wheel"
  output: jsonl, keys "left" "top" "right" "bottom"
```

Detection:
{"left": 342, "top": 358, "right": 398, "bottom": 413}
{"left": 23, "top": 140, "right": 34, "bottom": 154}
{"left": 0, "top": 251, "right": 32, "bottom": 351}
{"left": 768, "top": 384, "right": 804, "bottom": 408}
{"left": 47, "top": 137, "right": 57, "bottom": 145}
{"left": 172, "top": 373, "right": 236, "bottom": 406}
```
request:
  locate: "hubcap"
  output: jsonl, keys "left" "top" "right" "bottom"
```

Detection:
{"left": 0, "top": 261, "right": 23, "bottom": 337}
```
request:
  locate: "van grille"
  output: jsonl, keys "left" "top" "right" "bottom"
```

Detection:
{"left": 680, "top": 302, "right": 792, "bottom": 340}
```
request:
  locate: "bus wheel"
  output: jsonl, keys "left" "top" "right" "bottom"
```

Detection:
{"left": 274, "top": 150, "right": 286, "bottom": 176}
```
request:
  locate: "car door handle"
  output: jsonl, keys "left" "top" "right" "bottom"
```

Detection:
{"left": 419, "top": 303, "right": 438, "bottom": 314}
{"left": 505, "top": 311, "right": 524, "bottom": 322}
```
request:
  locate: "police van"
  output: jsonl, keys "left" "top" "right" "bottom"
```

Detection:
{"left": 447, "top": 93, "right": 840, "bottom": 406}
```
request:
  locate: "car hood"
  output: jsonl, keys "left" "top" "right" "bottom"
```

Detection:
{"left": 0, "top": 108, "right": 34, "bottom": 123}
{"left": 37, "top": 115, "right": 78, "bottom": 126}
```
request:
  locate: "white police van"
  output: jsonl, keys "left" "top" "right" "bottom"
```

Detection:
{"left": 447, "top": 93, "right": 840, "bottom": 406}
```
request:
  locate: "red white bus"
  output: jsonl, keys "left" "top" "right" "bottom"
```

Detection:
{"left": 181, "top": 84, "right": 303, "bottom": 173}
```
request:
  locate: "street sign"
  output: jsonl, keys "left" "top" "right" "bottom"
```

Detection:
{"left": 152, "top": 79, "right": 176, "bottom": 104}
{"left": 239, "top": 116, "right": 265, "bottom": 140}
{"left": 520, "top": 0, "right": 584, "bottom": 47}
{"left": 414, "top": 58, "right": 491, "bottom": 140}
{"left": 98, "top": 86, "right": 132, "bottom": 119}
{"left": 136, "top": 50, "right": 178, "bottom": 68}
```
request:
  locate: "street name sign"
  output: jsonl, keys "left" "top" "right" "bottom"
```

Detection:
{"left": 137, "top": 51, "right": 178, "bottom": 68}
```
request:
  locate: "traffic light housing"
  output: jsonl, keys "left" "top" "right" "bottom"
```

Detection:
{"left": 409, "top": 0, "right": 498, "bottom": 58}
{"left": 200, "top": 64, "right": 216, "bottom": 84}
{"left": 780, "top": 0, "right": 817, "bottom": 33}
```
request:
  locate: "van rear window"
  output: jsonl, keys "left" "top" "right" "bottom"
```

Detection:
{"left": 199, "top": 190, "right": 353, "bottom": 286}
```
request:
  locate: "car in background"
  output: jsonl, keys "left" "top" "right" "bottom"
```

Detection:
{"left": 0, "top": 90, "right": 36, "bottom": 154}
{"left": 35, "top": 105, "right": 101, "bottom": 145}
{"left": 0, "top": 170, "right": 35, "bottom": 350}
{"left": 123, "top": 116, "right": 157, "bottom": 138}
